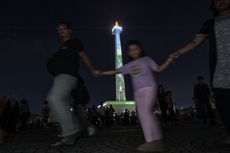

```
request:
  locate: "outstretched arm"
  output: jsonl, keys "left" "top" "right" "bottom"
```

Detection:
{"left": 172, "top": 34, "right": 207, "bottom": 58}
{"left": 79, "top": 52, "right": 97, "bottom": 74}
{"left": 155, "top": 57, "right": 173, "bottom": 73}
{"left": 101, "top": 63, "right": 129, "bottom": 76}
{"left": 102, "top": 69, "right": 119, "bottom": 76}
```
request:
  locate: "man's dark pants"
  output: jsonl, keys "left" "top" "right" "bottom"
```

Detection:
{"left": 214, "top": 88, "right": 230, "bottom": 135}
{"left": 196, "top": 99, "right": 214, "bottom": 123}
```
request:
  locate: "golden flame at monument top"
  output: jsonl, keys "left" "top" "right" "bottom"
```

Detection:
{"left": 112, "top": 20, "right": 122, "bottom": 34}
{"left": 115, "top": 21, "right": 119, "bottom": 26}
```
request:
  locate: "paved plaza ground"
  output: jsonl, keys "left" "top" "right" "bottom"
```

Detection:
{"left": 0, "top": 120, "right": 230, "bottom": 153}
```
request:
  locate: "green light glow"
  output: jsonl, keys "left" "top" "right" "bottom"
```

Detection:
{"left": 103, "top": 101, "right": 136, "bottom": 113}
{"left": 101, "top": 22, "right": 136, "bottom": 113}
{"left": 112, "top": 22, "right": 126, "bottom": 101}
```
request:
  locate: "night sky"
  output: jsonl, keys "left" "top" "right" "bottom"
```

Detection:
{"left": 0, "top": 0, "right": 212, "bottom": 113}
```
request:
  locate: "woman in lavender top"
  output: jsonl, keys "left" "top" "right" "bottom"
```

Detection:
{"left": 100, "top": 40, "right": 173, "bottom": 152}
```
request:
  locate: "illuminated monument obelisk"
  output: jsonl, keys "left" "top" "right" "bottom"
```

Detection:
{"left": 112, "top": 21, "right": 126, "bottom": 101}
{"left": 103, "top": 21, "right": 135, "bottom": 113}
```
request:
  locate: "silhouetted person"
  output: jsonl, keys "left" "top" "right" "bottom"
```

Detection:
{"left": 98, "top": 102, "right": 105, "bottom": 127}
{"left": 114, "top": 113, "right": 120, "bottom": 126}
{"left": 158, "top": 85, "right": 167, "bottom": 122}
{"left": 41, "top": 101, "right": 49, "bottom": 128}
{"left": 130, "top": 111, "right": 137, "bottom": 125}
{"left": 90, "top": 105, "right": 98, "bottom": 126}
{"left": 123, "top": 109, "right": 130, "bottom": 126}
{"left": 108, "top": 105, "right": 115, "bottom": 126}
{"left": 194, "top": 77, "right": 215, "bottom": 124}
{"left": 4, "top": 96, "right": 19, "bottom": 133}
{"left": 19, "top": 99, "right": 31, "bottom": 131}
{"left": 13, "top": 101, "right": 20, "bottom": 131}
{"left": 165, "top": 91, "right": 176, "bottom": 122}
{"left": 36, "top": 116, "right": 42, "bottom": 129}
{"left": 105, "top": 107, "right": 110, "bottom": 127}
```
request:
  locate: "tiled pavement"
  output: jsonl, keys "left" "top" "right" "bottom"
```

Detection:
{"left": 0, "top": 121, "right": 230, "bottom": 153}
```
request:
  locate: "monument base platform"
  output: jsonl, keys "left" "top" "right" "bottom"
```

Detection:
{"left": 103, "top": 101, "right": 136, "bottom": 113}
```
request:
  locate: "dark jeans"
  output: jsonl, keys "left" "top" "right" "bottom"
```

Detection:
{"left": 196, "top": 100, "right": 214, "bottom": 123}
{"left": 20, "top": 112, "right": 31, "bottom": 131}
{"left": 214, "top": 88, "right": 230, "bottom": 134}
{"left": 159, "top": 104, "right": 167, "bottom": 122}
{"left": 168, "top": 107, "right": 176, "bottom": 122}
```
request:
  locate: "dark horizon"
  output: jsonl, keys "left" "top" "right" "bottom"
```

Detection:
{"left": 0, "top": 0, "right": 212, "bottom": 113}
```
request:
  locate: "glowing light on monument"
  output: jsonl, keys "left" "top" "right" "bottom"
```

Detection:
{"left": 112, "top": 21, "right": 126, "bottom": 101}
{"left": 101, "top": 21, "right": 135, "bottom": 113}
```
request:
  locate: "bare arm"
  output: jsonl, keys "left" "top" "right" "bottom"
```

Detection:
{"left": 155, "top": 58, "right": 173, "bottom": 73}
{"left": 79, "top": 51, "right": 96, "bottom": 73}
{"left": 102, "top": 69, "right": 119, "bottom": 76}
{"left": 173, "top": 34, "right": 208, "bottom": 58}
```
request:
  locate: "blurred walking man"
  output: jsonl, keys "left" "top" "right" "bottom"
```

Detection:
{"left": 47, "top": 21, "right": 98, "bottom": 146}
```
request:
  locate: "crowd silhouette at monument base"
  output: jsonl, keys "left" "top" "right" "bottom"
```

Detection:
{"left": 0, "top": 82, "right": 221, "bottom": 145}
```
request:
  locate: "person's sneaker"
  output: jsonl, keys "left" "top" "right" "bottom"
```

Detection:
{"left": 50, "top": 133, "right": 79, "bottom": 147}
{"left": 50, "top": 139, "right": 74, "bottom": 147}
{"left": 88, "top": 126, "right": 96, "bottom": 136}
{"left": 137, "top": 140, "right": 165, "bottom": 152}
{"left": 57, "top": 134, "right": 63, "bottom": 138}
{"left": 223, "top": 136, "right": 230, "bottom": 145}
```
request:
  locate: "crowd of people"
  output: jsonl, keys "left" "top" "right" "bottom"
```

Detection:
{"left": 157, "top": 85, "right": 177, "bottom": 123}
{"left": 0, "top": 80, "right": 216, "bottom": 130}
{"left": 0, "top": 79, "right": 215, "bottom": 145}
{"left": 82, "top": 105, "right": 138, "bottom": 127}
{"left": 0, "top": 96, "right": 31, "bottom": 143}
{"left": 0, "top": 79, "right": 220, "bottom": 150}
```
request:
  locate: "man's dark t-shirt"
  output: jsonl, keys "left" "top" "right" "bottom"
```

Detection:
{"left": 47, "top": 38, "right": 85, "bottom": 77}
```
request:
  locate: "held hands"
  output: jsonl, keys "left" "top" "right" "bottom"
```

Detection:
{"left": 167, "top": 51, "right": 182, "bottom": 64}
{"left": 91, "top": 70, "right": 108, "bottom": 77}
{"left": 167, "top": 54, "right": 175, "bottom": 64}
{"left": 91, "top": 69, "right": 103, "bottom": 77}
{"left": 91, "top": 69, "right": 117, "bottom": 77}
{"left": 171, "top": 51, "right": 181, "bottom": 59}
